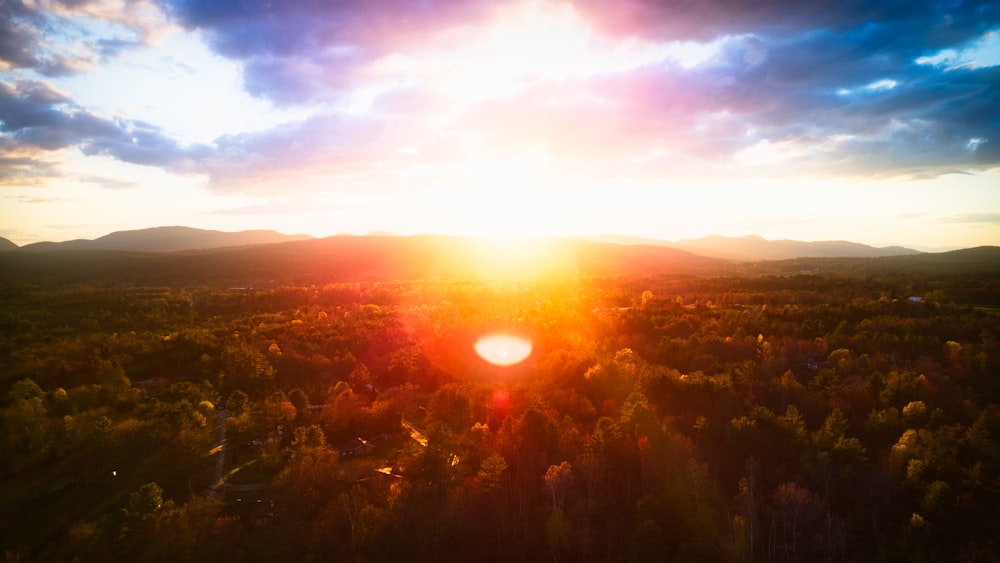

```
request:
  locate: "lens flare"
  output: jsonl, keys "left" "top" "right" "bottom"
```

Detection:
{"left": 474, "top": 334, "right": 533, "bottom": 366}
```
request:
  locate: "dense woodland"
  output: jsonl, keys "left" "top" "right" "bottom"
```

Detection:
{"left": 2, "top": 244, "right": 1000, "bottom": 562}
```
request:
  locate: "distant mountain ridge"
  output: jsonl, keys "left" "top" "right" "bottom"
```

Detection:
{"left": 0, "top": 235, "right": 721, "bottom": 284}
{"left": 19, "top": 226, "right": 315, "bottom": 253}
{"left": 15, "top": 227, "right": 923, "bottom": 260}
{"left": 1, "top": 233, "right": 996, "bottom": 286}
{"left": 588, "top": 234, "right": 921, "bottom": 260}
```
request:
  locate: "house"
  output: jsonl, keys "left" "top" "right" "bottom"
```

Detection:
{"left": 336, "top": 437, "right": 375, "bottom": 458}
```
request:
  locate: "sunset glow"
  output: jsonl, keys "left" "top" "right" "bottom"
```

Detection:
{"left": 1, "top": 1, "right": 998, "bottom": 249}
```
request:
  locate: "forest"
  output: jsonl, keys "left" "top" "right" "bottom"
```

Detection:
{"left": 1, "top": 242, "right": 999, "bottom": 562}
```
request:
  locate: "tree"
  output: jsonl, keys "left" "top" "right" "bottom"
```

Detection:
{"left": 476, "top": 452, "right": 508, "bottom": 492}
{"left": 121, "top": 482, "right": 166, "bottom": 537}
{"left": 290, "top": 424, "right": 327, "bottom": 458}
{"left": 225, "top": 389, "right": 249, "bottom": 416}
{"left": 1, "top": 379, "right": 50, "bottom": 466}
{"left": 544, "top": 461, "right": 573, "bottom": 511}
{"left": 288, "top": 387, "right": 311, "bottom": 413}
{"left": 219, "top": 341, "right": 275, "bottom": 394}
{"left": 769, "top": 482, "right": 824, "bottom": 563}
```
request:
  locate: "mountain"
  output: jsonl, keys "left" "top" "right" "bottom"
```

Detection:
{"left": 19, "top": 226, "right": 314, "bottom": 253}
{"left": 671, "top": 235, "right": 921, "bottom": 261}
{"left": 0, "top": 236, "right": 995, "bottom": 287}
{"left": 17, "top": 227, "right": 922, "bottom": 260}
{"left": 164, "top": 236, "right": 723, "bottom": 283}
{"left": 0, "top": 237, "right": 17, "bottom": 251}
{"left": 0, "top": 235, "right": 722, "bottom": 285}
{"left": 588, "top": 234, "right": 921, "bottom": 260}
{"left": 637, "top": 243, "right": 1000, "bottom": 286}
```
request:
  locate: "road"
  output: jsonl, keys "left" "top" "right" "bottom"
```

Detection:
{"left": 208, "top": 409, "right": 228, "bottom": 494}
{"left": 401, "top": 418, "right": 428, "bottom": 447}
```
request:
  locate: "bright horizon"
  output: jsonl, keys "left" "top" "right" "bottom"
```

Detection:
{"left": 2, "top": 1, "right": 999, "bottom": 250}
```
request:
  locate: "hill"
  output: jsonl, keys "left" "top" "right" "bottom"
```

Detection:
{"left": 0, "top": 235, "right": 996, "bottom": 289}
{"left": 17, "top": 227, "right": 924, "bottom": 261}
{"left": 0, "top": 235, "right": 721, "bottom": 285}
{"left": 18, "top": 226, "right": 314, "bottom": 253}
{"left": 588, "top": 234, "right": 921, "bottom": 260}
{"left": 671, "top": 234, "right": 921, "bottom": 260}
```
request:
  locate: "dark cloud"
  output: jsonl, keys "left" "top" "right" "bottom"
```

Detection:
{"left": 81, "top": 119, "right": 213, "bottom": 171}
{"left": 241, "top": 51, "right": 361, "bottom": 105}
{"left": 0, "top": 1, "right": 43, "bottom": 69}
{"left": 0, "top": 79, "right": 211, "bottom": 172}
{"left": 151, "top": 0, "right": 1000, "bottom": 176}
{"left": 572, "top": 0, "right": 999, "bottom": 49}
{"left": 161, "top": 0, "right": 497, "bottom": 56}
{"left": 6, "top": 0, "right": 998, "bottom": 187}
{"left": 565, "top": 19, "right": 1000, "bottom": 174}
{"left": 0, "top": 0, "right": 160, "bottom": 75}
{"left": 0, "top": 78, "right": 428, "bottom": 192}
{"left": 157, "top": 0, "right": 504, "bottom": 102}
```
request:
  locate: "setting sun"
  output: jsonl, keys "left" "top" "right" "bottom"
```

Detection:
{"left": 464, "top": 236, "right": 580, "bottom": 280}
{"left": 4, "top": 0, "right": 999, "bottom": 559}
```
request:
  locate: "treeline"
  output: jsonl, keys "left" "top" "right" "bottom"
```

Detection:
{"left": 1, "top": 271, "right": 999, "bottom": 562}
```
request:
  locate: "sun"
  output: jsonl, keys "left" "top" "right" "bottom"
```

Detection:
{"left": 456, "top": 149, "right": 557, "bottom": 236}
{"left": 463, "top": 235, "right": 563, "bottom": 280}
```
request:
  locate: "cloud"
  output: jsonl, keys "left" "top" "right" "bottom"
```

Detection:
{"left": 147, "top": 0, "right": 1000, "bottom": 179}
{"left": 572, "top": 0, "right": 999, "bottom": 48}
{"left": 160, "top": 0, "right": 497, "bottom": 57}
{"left": 95, "top": 37, "right": 143, "bottom": 59}
{"left": 0, "top": 78, "right": 211, "bottom": 171}
{"left": 80, "top": 175, "right": 142, "bottom": 190}
{"left": 0, "top": 78, "right": 438, "bottom": 193}
{"left": 37, "top": 52, "right": 98, "bottom": 76}
{"left": 0, "top": 153, "right": 61, "bottom": 185}
{"left": 200, "top": 112, "right": 419, "bottom": 191}
{"left": 241, "top": 51, "right": 361, "bottom": 105}
{"left": 16, "top": 195, "right": 66, "bottom": 203}
{"left": 0, "top": 1, "right": 42, "bottom": 69}
{"left": 443, "top": 34, "right": 999, "bottom": 180}
{"left": 0, "top": 0, "right": 167, "bottom": 75}
{"left": 157, "top": 0, "right": 504, "bottom": 103}
{"left": 941, "top": 213, "right": 1000, "bottom": 224}
{"left": 6, "top": 0, "right": 999, "bottom": 193}
{"left": 568, "top": 25, "right": 1000, "bottom": 175}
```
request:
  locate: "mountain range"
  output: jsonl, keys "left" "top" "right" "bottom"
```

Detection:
{"left": 585, "top": 234, "right": 922, "bottom": 260}
{"left": 6, "top": 226, "right": 314, "bottom": 253}
{"left": 2, "top": 226, "right": 924, "bottom": 261}
{"left": 1, "top": 228, "right": 997, "bottom": 287}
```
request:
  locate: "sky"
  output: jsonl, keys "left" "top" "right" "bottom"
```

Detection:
{"left": 1, "top": 0, "right": 999, "bottom": 250}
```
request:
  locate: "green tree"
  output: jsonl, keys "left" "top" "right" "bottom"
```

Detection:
{"left": 225, "top": 389, "right": 249, "bottom": 416}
